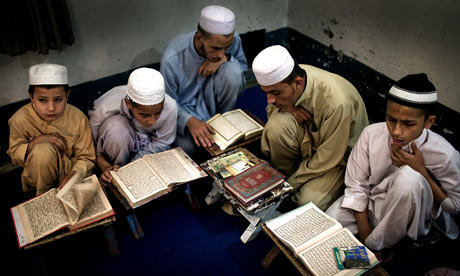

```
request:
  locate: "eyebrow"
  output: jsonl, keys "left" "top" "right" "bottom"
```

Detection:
{"left": 386, "top": 114, "right": 417, "bottom": 123}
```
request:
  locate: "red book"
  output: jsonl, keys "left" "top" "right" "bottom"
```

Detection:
{"left": 223, "top": 162, "right": 285, "bottom": 207}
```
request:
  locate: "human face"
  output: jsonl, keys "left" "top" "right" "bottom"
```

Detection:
{"left": 259, "top": 77, "right": 304, "bottom": 111}
{"left": 386, "top": 100, "right": 435, "bottom": 148}
{"left": 196, "top": 32, "right": 234, "bottom": 62}
{"left": 125, "top": 99, "right": 164, "bottom": 128}
{"left": 29, "top": 86, "right": 69, "bottom": 122}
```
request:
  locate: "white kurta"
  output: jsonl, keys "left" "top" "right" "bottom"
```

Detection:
{"left": 326, "top": 122, "right": 460, "bottom": 250}
{"left": 88, "top": 85, "right": 177, "bottom": 164}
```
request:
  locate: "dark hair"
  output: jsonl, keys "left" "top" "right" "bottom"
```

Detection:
{"left": 387, "top": 98, "right": 437, "bottom": 119}
{"left": 28, "top": 84, "right": 70, "bottom": 95}
{"left": 197, "top": 24, "right": 233, "bottom": 39}
{"left": 126, "top": 96, "right": 142, "bottom": 108}
{"left": 280, "top": 63, "right": 306, "bottom": 84}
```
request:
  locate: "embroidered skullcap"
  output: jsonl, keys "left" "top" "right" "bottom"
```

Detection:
{"left": 127, "top": 68, "right": 165, "bottom": 105}
{"left": 29, "top": 63, "right": 68, "bottom": 85}
{"left": 388, "top": 73, "right": 437, "bottom": 108}
{"left": 199, "top": 5, "right": 235, "bottom": 35}
{"left": 252, "top": 45, "right": 295, "bottom": 86}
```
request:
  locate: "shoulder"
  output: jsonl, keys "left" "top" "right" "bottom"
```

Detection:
{"left": 425, "top": 129, "right": 459, "bottom": 158}
{"left": 164, "top": 94, "right": 178, "bottom": 113}
{"left": 66, "top": 104, "right": 88, "bottom": 119}
{"left": 162, "top": 32, "right": 194, "bottom": 62}
{"left": 9, "top": 104, "right": 34, "bottom": 125}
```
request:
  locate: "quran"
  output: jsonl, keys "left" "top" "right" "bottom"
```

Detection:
{"left": 265, "top": 202, "right": 379, "bottom": 276}
{"left": 207, "top": 108, "right": 264, "bottom": 151}
{"left": 110, "top": 147, "right": 207, "bottom": 208}
{"left": 223, "top": 161, "right": 285, "bottom": 207}
{"left": 11, "top": 173, "right": 114, "bottom": 248}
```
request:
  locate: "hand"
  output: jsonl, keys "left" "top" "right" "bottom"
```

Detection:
{"left": 28, "top": 134, "right": 67, "bottom": 154}
{"left": 197, "top": 58, "right": 226, "bottom": 77}
{"left": 284, "top": 105, "right": 313, "bottom": 124}
{"left": 186, "top": 117, "right": 215, "bottom": 147}
{"left": 390, "top": 143, "right": 426, "bottom": 175}
{"left": 58, "top": 170, "right": 77, "bottom": 189}
{"left": 101, "top": 165, "right": 119, "bottom": 184}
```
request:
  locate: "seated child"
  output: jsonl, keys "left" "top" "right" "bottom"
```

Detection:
{"left": 8, "top": 63, "right": 96, "bottom": 196}
{"left": 326, "top": 73, "right": 460, "bottom": 258}
{"left": 89, "top": 67, "right": 177, "bottom": 183}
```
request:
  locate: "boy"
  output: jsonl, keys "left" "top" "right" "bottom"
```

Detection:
{"left": 89, "top": 68, "right": 177, "bottom": 183}
{"left": 326, "top": 73, "right": 460, "bottom": 259}
{"left": 8, "top": 63, "right": 96, "bottom": 196}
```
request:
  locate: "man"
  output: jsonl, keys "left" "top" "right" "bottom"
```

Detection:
{"left": 326, "top": 73, "right": 460, "bottom": 259}
{"left": 160, "top": 5, "right": 248, "bottom": 156}
{"left": 8, "top": 63, "right": 96, "bottom": 196}
{"left": 252, "top": 45, "right": 369, "bottom": 211}
{"left": 88, "top": 68, "right": 177, "bottom": 184}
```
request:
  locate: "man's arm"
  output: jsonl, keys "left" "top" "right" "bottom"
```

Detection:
{"left": 287, "top": 104, "right": 353, "bottom": 185}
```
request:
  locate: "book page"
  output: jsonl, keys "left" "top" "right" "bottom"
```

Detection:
{"left": 68, "top": 176, "right": 114, "bottom": 230}
{"left": 298, "top": 228, "right": 379, "bottom": 276}
{"left": 143, "top": 147, "right": 206, "bottom": 186}
{"left": 265, "top": 202, "right": 342, "bottom": 254}
{"left": 110, "top": 158, "right": 167, "bottom": 206}
{"left": 56, "top": 172, "right": 98, "bottom": 224}
{"left": 207, "top": 114, "right": 244, "bottom": 150}
{"left": 222, "top": 109, "right": 263, "bottom": 137}
{"left": 12, "top": 189, "right": 70, "bottom": 247}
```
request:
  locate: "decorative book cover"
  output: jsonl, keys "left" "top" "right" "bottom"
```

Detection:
{"left": 223, "top": 162, "right": 285, "bottom": 206}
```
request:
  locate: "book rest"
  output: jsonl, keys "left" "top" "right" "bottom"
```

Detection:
{"left": 261, "top": 224, "right": 390, "bottom": 276}
{"left": 104, "top": 180, "right": 199, "bottom": 239}
{"left": 201, "top": 148, "right": 292, "bottom": 243}
{"left": 23, "top": 216, "right": 118, "bottom": 276}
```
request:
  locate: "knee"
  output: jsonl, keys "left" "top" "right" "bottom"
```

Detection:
{"left": 391, "top": 166, "right": 427, "bottom": 199}
{"left": 217, "top": 61, "right": 244, "bottom": 88}
{"left": 264, "top": 113, "right": 297, "bottom": 143}
{"left": 27, "top": 143, "right": 59, "bottom": 166}
{"left": 99, "top": 116, "right": 133, "bottom": 145}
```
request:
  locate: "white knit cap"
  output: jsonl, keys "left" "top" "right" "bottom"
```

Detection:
{"left": 29, "top": 63, "right": 68, "bottom": 85}
{"left": 199, "top": 5, "right": 235, "bottom": 35}
{"left": 252, "top": 45, "right": 295, "bottom": 86}
{"left": 127, "top": 68, "right": 165, "bottom": 105}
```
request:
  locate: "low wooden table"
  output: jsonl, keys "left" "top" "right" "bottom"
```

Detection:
{"left": 24, "top": 215, "right": 119, "bottom": 276}
{"left": 261, "top": 224, "right": 390, "bottom": 276}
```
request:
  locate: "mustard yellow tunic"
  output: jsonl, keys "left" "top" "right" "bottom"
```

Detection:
{"left": 261, "top": 65, "right": 369, "bottom": 210}
{"left": 8, "top": 103, "right": 95, "bottom": 195}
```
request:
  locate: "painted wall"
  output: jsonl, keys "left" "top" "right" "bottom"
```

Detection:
{"left": 0, "top": 0, "right": 288, "bottom": 107}
{"left": 287, "top": 0, "right": 460, "bottom": 112}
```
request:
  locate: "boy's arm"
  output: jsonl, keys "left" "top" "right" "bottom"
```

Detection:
{"left": 70, "top": 116, "right": 96, "bottom": 177}
{"left": 8, "top": 115, "right": 32, "bottom": 167}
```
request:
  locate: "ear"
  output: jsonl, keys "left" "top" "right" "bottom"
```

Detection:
{"left": 66, "top": 90, "right": 71, "bottom": 100}
{"left": 292, "top": 76, "right": 304, "bottom": 91}
{"left": 424, "top": 114, "right": 436, "bottom": 129}
{"left": 124, "top": 97, "right": 132, "bottom": 110}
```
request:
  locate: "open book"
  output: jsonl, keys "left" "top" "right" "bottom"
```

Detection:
{"left": 207, "top": 109, "right": 264, "bottom": 151}
{"left": 265, "top": 202, "right": 379, "bottom": 276}
{"left": 110, "top": 147, "right": 207, "bottom": 209}
{"left": 11, "top": 173, "right": 114, "bottom": 248}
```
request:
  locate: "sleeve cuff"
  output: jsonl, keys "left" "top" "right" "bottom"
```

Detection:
{"left": 341, "top": 196, "right": 368, "bottom": 213}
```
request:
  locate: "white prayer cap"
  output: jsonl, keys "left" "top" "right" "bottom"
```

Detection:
{"left": 252, "top": 45, "right": 295, "bottom": 86}
{"left": 127, "top": 68, "right": 165, "bottom": 106}
{"left": 29, "top": 63, "right": 68, "bottom": 85}
{"left": 199, "top": 5, "right": 235, "bottom": 35}
{"left": 388, "top": 73, "right": 437, "bottom": 108}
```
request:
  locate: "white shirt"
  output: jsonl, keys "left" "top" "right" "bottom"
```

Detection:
{"left": 88, "top": 85, "right": 178, "bottom": 156}
{"left": 342, "top": 122, "right": 460, "bottom": 217}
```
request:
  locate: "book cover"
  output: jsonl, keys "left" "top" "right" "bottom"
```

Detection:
{"left": 223, "top": 162, "right": 285, "bottom": 206}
